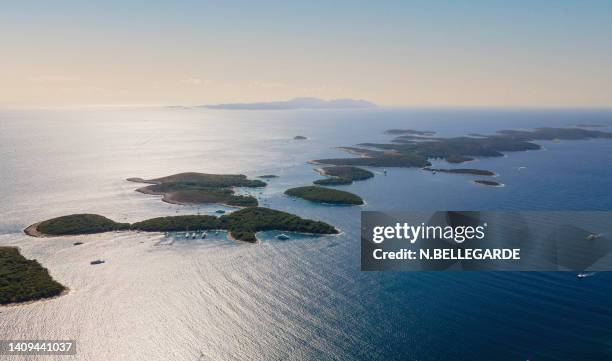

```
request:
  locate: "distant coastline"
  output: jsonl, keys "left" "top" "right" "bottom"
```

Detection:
{"left": 204, "top": 97, "right": 377, "bottom": 110}
{"left": 311, "top": 126, "right": 612, "bottom": 187}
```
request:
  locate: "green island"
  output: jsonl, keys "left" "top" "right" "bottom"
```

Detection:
{"left": 24, "top": 208, "right": 338, "bottom": 243}
{"left": 294, "top": 135, "right": 308, "bottom": 140}
{"left": 127, "top": 172, "right": 266, "bottom": 207}
{"left": 285, "top": 186, "right": 364, "bottom": 205}
{"left": 313, "top": 165, "right": 374, "bottom": 185}
{"left": 26, "top": 214, "right": 130, "bottom": 237}
{"left": 257, "top": 175, "right": 278, "bottom": 179}
{"left": 313, "top": 178, "right": 353, "bottom": 186}
{"left": 1, "top": 247, "right": 66, "bottom": 305}
{"left": 422, "top": 167, "right": 496, "bottom": 176}
{"left": 313, "top": 127, "right": 612, "bottom": 168}
{"left": 473, "top": 180, "right": 503, "bottom": 187}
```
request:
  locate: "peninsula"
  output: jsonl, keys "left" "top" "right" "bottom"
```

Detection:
{"left": 313, "top": 166, "right": 374, "bottom": 185}
{"left": 285, "top": 186, "right": 364, "bottom": 205}
{"left": 1, "top": 247, "right": 66, "bottom": 305}
{"left": 24, "top": 208, "right": 338, "bottom": 243}
{"left": 128, "top": 172, "right": 266, "bottom": 207}
{"left": 422, "top": 168, "right": 496, "bottom": 176}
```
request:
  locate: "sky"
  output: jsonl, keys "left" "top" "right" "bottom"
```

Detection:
{"left": 1, "top": 0, "right": 612, "bottom": 107}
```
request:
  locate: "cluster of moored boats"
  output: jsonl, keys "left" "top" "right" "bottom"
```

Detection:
{"left": 86, "top": 229, "right": 294, "bottom": 267}
{"left": 161, "top": 231, "right": 292, "bottom": 241}
{"left": 165, "top": 231, "right": 208, "bottom": 239}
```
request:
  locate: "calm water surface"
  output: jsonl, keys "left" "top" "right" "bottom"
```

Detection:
{"left": 1, "top": 107, "right": 612, "bottom": 360}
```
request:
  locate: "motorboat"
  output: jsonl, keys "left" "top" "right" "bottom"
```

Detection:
{"left": 577, "top": 272, "right": 595, "bottom": 279}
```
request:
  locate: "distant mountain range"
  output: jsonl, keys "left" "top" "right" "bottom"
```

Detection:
{"left": 204, "top": 97, "right": 377, "bottom": 110}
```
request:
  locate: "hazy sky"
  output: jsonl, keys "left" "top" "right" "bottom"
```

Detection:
{"left": 2, "top": 0, "right": 612, "bottom": 107}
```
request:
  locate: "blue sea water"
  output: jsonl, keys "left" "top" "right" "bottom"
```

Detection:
{"left": 0, "top": 107, "right": 611, "bottom": 360}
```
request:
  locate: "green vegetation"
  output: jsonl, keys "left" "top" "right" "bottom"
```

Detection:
{"left": 220, "top": 207, "right": 338, "bottom": 243}
{"left": 27, "top": 208, "right": 338, "bottom": 243}
{"left": 130, "top": 172, "right": 266, "bottom": 188}
{"left": 316, "top": 153, "right": 430, "bottom": 168}
{"left": 37, "top": 214, "right": 129, "bottom": 236}
{"left": 285, "top": 186, "right": 364, "bottom": 205}
{"left": 313, "top": 178, "right": 353, "bottom": 186}
{"left": 474, "top": 180, "right": 502, "bottom": 187}
{"left": 258, "top": 175, "right": 278, "bottom": 179}
{"left": 445, "top": 155, "right": 475, "bottom": 163}
{"left": 423, "top": 167, "right": 495, "bottom": 176}
{"left": 0, "top": 247, "right": 65, "bottom": 305}
{"left": 132, "top": 215, "right": 221, "bottom": 232}
{"left": 313, "top": 127, "right": 612, "bottom": 168}
{"left": 162, "top": 188, "right": 257, "bottom": 207}
{"left": 128, "top": 172, "right": 265, "bottom": 207}
{"left": 313, "top": 166, "right": 374, "bottom": 185}
{"left": 320, "top": 166, "right": 374, "bottom": 180}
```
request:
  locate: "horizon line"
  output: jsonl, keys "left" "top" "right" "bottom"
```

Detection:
{"left": 2, "top": 103, "right": 612, "bottom": 112}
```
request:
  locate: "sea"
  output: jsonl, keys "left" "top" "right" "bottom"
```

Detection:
{"left": 1, "top": 107, "right": 611, "bottom": 361}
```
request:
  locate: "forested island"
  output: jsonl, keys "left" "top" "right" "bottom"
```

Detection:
{"left": 24, "top": 208, "right": 338, "bottom": 243}
{"left": 285, "top": 186, "right": 364, "bottom": 205}
{"left": 26, "top": 214, "right": 130, "bottom": 237}
{"left": 128, "top": 172, "right": 265, "bottom": 207}
{"left": 422, "top": 168, "right": 496, "bottom": 176}
{"left": 313, "top": 127, "right": 612, "bottom": 168}
{"left": 311, "top": 127, "right": 612, "bottom": 186}
{"left": 473, "top": 180, "right": 503, "bottom": 187}
{"left": 313, "top": 166, "right": 374, "bottom": 185}
{"left": 1, "top": 247, "right": 66, "bottom": 305}
{"left": 313, "top": 178, "right": 353, "bottom": 186}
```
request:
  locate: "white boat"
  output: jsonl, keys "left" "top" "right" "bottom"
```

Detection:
{"left": 577, "top": 272, "right": 596, "bottom": 279}
{"left": 277, "top": 234, "right": 290, "bottom": 240}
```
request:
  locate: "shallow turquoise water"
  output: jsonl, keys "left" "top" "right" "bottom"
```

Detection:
{"left": 1, "top": 107, "right": 611, "bottom": 360}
